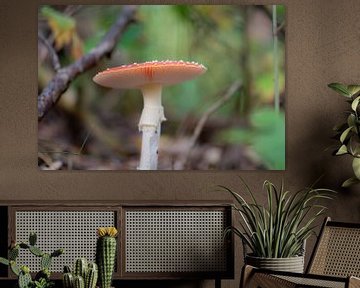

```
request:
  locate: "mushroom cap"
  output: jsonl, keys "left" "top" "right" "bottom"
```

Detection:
{"left": 93, "top": 60, "right": 207, "bottom": 89}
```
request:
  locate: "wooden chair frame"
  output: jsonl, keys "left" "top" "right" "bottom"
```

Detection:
{"left": 241, "top": 217, "right": 360, "bottom": 288}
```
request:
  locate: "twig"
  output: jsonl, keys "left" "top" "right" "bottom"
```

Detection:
{"left": 255, "top": 5, "right": 285, "bottom": 38}
{"left": 276, "top": 21, "right": 285, "bottom": 35}
{"left": 38, "top": 32, "right": 61, "bottom": 72}
{"left": 64, "top": 5, "right": 83, "bottom": 16}
{"left": 38, "top": 5, "right": 138, "bottom": 121}
{"left": 182, "top": 80, "right": 242, "bottom": 168}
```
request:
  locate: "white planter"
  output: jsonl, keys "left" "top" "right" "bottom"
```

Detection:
{"left": 245, "top": 254, "right": 305, "bottom": 273}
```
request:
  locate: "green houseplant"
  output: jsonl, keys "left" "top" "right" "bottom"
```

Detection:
{"left": 328, "top": 83, "right": 360, "bottom": 187}
{"left": 96, "top": 227, "right": 118, "bottom": 288}
{"left": 62, "top": 258, "right": 98, "bottom": 288}
{"left": 221, "top": 179, "right": 334, "bottom": 272}
{"left": 0, "top": 232, "right": 63, "bottom": 288}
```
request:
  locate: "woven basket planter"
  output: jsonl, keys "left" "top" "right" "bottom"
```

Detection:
{"left": 245, "top": 254, "right": 305, "bottom": 273}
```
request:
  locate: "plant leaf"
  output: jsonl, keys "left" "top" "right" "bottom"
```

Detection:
{"left": 348, "top": 85, "right": 360, "bottom": 97}
{"left": 328, "top": 83, "right": 351, "bottom": 97}
{"left": 349, "top": 135, "right": 360, "bottom": 156}
{"left": 41, "top": 6, "right": 76, "bottom": 50}
{"left": 0, "top": 257, "right": 9, "bottom": 266}
{"left": 340, "top": 126, "right": 353, "bottom": 143}
{"left": 347, "top": 114, "right": 356, "bottom": 128}
{"left": 352, "top": 157, "right": 360, "bottom": 179}
{"left": 342, "top": 177, "right": 360, "bottom": 187}
{"left": 352, "top": 96, "right": 360, "bottom": 111}
{"left": 336, "top": 145, "right": 348, "bottom": 155}
{"left": 222, "top": 180, "right": 334, "bottom": 258}
{"left": 10, "top": 261, "right": 20, "bottom": 276}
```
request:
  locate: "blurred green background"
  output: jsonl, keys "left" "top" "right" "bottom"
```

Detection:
{"left": 38, "top": 5, "right": 285, "bottom": 170}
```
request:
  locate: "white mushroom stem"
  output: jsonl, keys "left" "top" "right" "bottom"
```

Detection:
{"left": 138, "top": 84, "right": 166, "bottom": 170}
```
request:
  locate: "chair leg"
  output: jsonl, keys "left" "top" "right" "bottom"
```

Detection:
{"left": 240, "top": 265, "right": 255, "bottom": 288}
{"left": 215, "top": 278, "right": 221, "bottom": 288}
{"left": 240, "top": 265, "right": 296, "bottom": 288}
{"left": 349, "top": 276, "right": 360, "bottom": 288}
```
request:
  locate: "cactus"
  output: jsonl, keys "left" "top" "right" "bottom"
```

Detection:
{"left": 29, "top": 232, "right": 37, "bottom": 246}
{"left": 29, "top": 245, "right": 44, "bottom": 257}
{"left": 9, "top": 246, "right": 19, "bottom": 260}
{"left": 63, "top": 272, "right": 74, "bottom": 288}
{"left": 18, "top": 267, "right": 32, "bottom": 288}
{"left": 41, "top": 253, "right": 52, "bottom": 270}
{"left": 74, "top": 275, "right": 85, "bottom": 288}
{"left": 85, "top": 263, "right": 98, "bottom": 288}
{"left": 0, "top": 232, "right": 64, "bottom": 288}
{"left": 96, "top": 227, "right": 118, "bottom": 288}
{"left": 51, "top": 248, "right": 64, "bottom": 257}
{"left": 10, "top": 260, "right": 21, "bottom": 276}
{"left": 63, "top": 259, "right": 98, "bottom": 288}
{"left": 74, "top": 258, "right": 88, "bottom": 279}
{"left": 19, "top": 243, "right": 30, "bottom": 249}
{"left": 35, "top": 268, "right": 50, "bottom": 281}
{"left": 64, "top": 265, "right": 72, "bottom": 273}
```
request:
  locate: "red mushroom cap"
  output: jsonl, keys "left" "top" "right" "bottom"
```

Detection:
{"left": 93, "top": 60, "right": 206, "bottom": 89}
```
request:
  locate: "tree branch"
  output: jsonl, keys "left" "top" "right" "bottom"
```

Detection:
{"left": 255, "top": 5, "right": 285, "bottom": 39}
{"left": 181, "top": 80, "right": 243, "bottom": 168}
{"left": 38, "top": 32, "right": 61, "bottom": 72}
{"left": 38, "top": 5, "right": 138, "bottom": 121}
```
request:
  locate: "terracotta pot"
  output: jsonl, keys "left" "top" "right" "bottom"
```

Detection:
{"left": 245, "top": 254, "right": 305, "bottom": 273}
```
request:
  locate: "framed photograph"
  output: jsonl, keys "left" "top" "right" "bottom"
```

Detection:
{"left": 38, "top": 4, "right": 285, "bottom": 170}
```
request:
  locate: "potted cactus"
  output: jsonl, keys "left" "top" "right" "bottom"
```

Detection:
{"left": 96, "top": 227, "right": 118, "bottom": 288}
{"left": 0, "top": 232, "right": 63, "bottom": 288}
{"left": 62, "top": 258, "right": 98, "bottom": 288}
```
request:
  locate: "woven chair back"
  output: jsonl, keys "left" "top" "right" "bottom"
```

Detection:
{"left": 308, "top": 219, "right": 360, "bottom": 278}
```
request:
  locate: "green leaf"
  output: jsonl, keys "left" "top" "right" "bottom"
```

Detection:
{"left": 328, "top": 83, "right": 351, "bottom": 97}
{"left": 348, "top": 85, "right": 360, "bottom": 97}
{"left": 347, "top": 114, "right": 356, "bottom": 127}
{"left": 336, "top": 144, "right": 348, "bottom": 155}
{"left": 347, "top": 114, "right": 359, "bottom": 134}
{"left": 41, "top": 6, "right": 76, "bottom": 50}
{"left": 0, "top": 257, "right": 9, "bottom": 266}
{"left": 352, "top": 157, "right": 360, "bottom": 179}
{"left": 342, "top": 177, "right": 360, "bottom": 187}
{"left": 222, "top": 180, "right": 335, "bottom": 258}
{"left": 349, "top": 135, "right": 360, "bottom": 156}
{"left": 340, "top": 126, "right": 353, "bottom": 143}
{"left": 10, "top": 261, "right": 20, "bottom": 276}
{"left": 352, "top": 96, "right": 360, "bottom": 111}
{"left": 41, "top": 6, "right": 75, "bottom": 31}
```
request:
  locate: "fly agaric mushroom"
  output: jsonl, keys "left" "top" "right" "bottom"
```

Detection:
{"left": 93, "top": 60, "right": 207, "bottom": 170}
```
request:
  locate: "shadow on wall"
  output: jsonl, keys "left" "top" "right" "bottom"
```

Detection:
{"left": 301, "top": 110, "right": 360, "bottom": 221}
{"left": 287, "top": 107, "right": 360, "bottom": 268}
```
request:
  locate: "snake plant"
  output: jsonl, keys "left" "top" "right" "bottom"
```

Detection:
{"left": 222, "top": 179, "right": 335, "bottom": 258}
